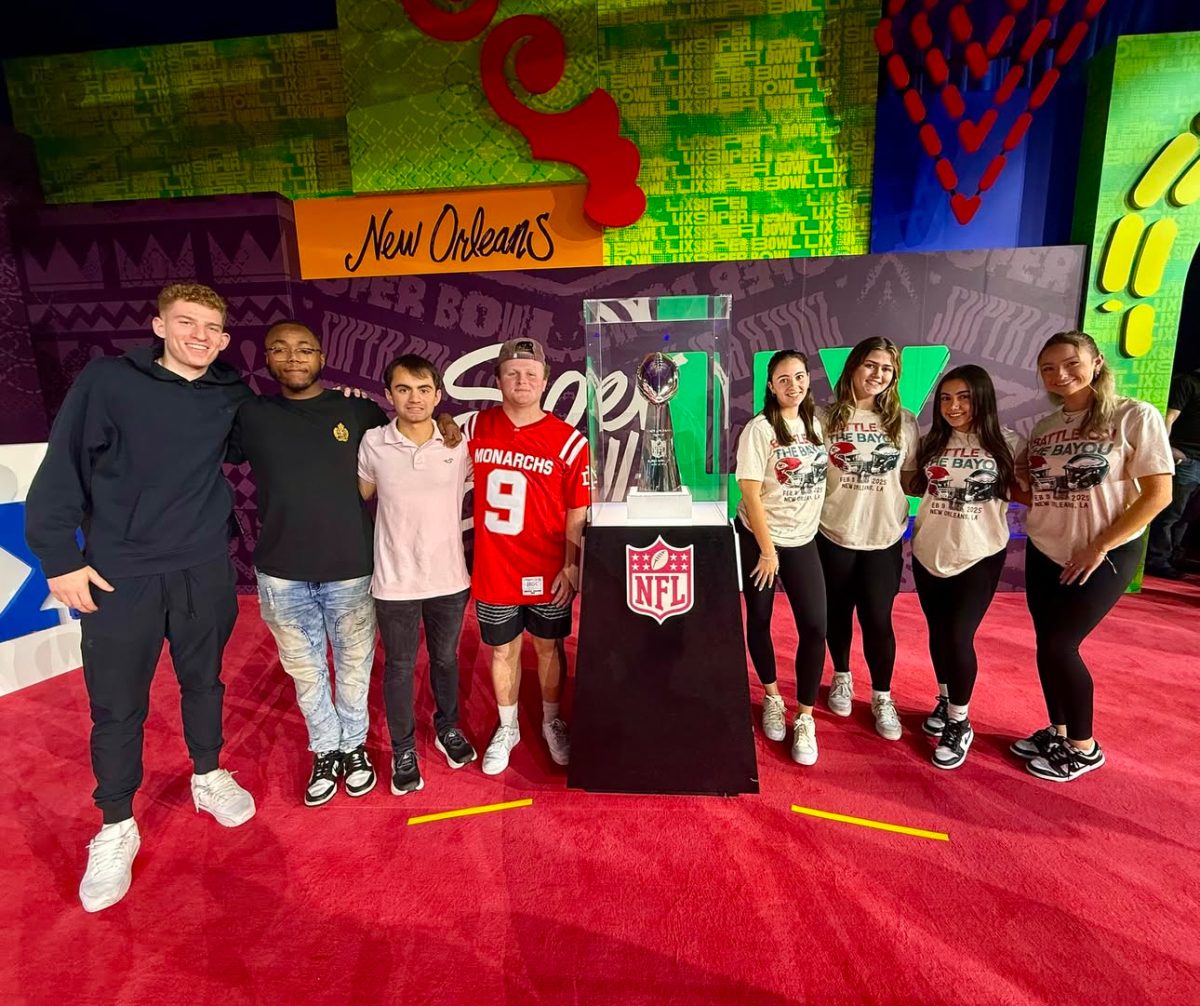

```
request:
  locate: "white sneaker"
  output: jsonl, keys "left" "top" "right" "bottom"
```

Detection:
{"left": 482, "top": 723, "right": 520, "bottom": 776}
{"left": 871, "top": 695, "right": 903, "bottom": 741}
{"left": 791, "top": 713, "right": 818, "bottom": 766}
{"left": 79, "top": 819, "right": 140, "bottom": 913}
{"left": 828, "top": 673, "right": 853, "bottom": 717}
{"left": 191, "top": 769, "right": 256, "bottom": 827}
{"left": 761, "top": 694, "right": 786, "bottom": 742}
{"left": 542, "top": 718, "right": 570, "bottom": 766}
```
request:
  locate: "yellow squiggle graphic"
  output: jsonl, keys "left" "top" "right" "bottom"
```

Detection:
{"left": 1092, "top": 115, "right": 1200, "bottom": 358}
{"left": 1131, "top": 133, "right": 1199, "bottom": 209}
{"left": 1131, "top": 218, "right": 1178, "bottom": 297}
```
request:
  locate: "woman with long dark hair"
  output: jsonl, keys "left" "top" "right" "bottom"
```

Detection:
{"left": 818, "top": 337, "right": 920, "bottom": 740}
{"left": 1015, "top": 331, "right": 1173, "bottom": 781}
{"left": 910, "top": 365, "right": 1027, "bottom": 769}
{"left": 735, "top": 351, "right": 828, "bottom": 764}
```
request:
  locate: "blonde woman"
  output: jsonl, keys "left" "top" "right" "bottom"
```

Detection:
{"left": 1015, "top": 331, "right": 1173, "bottom": 782}
{"left": 818, "top": 337, "right": 920, "bottom": 740}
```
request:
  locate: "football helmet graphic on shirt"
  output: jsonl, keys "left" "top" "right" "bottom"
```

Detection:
{"left": 829, "top": 440, "right": 900, "bottom": 479}
{"left": 1028, "top": 452, "right": 1110, "bottom": 500}
{"left": 925, "top": 463, "right": 999, "bottom": 511}
{"left": 774, "top": 455, "right": 826, "bottom": 490}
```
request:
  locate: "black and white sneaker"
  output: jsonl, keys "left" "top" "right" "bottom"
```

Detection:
{"left": 922, "top": 695, "right": 949, "bottom": 737}
{"left": 304, "top": 751, "right": 342, "bottom": 807}
{"left": 435, "top": 728, "right": 477, "bottom": 769}
{"left": 342, "top": 745, "right": 376, "bottom": 798}
{"left": 1027, "top": 739, "right": 1105, "bottom": 782}
{"left": 931, "top": 717, "right": 974, "bottom": 770}
{"left": 390, "top": 750, "right": 424, "bottom": 795}
{"left": 1010, "top": 726, "right": 1062, "bottom": 760}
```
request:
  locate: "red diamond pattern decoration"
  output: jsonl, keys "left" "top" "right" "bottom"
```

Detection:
{"left": 875, "top": 0, "right": 1109, "bottom": 224}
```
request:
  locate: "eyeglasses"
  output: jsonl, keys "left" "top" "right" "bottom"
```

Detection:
{"left": 266, "top": 346, "right": 320, "bottom": 361}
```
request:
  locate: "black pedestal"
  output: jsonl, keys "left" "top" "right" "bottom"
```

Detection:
{"left": 567, "top": 522, "right": 759, "bottom": 796}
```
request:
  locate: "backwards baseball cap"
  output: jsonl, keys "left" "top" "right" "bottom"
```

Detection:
{"left": 497, "top": 338, "right": 547, "bottom": 366}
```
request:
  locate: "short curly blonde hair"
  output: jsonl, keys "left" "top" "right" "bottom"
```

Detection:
{"left": 157, "top": 283, "right": 227, "bottom": 325}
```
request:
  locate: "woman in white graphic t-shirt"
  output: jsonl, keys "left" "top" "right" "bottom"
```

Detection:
{"left": 735, "top": 350, "right": 829, "bottom": 766}
{"left": 817, "top": 337, "right": 920, "bottom": 742}
{"left": 910, "top": 365, "right": 1028, "bottom": 771}
{"left": 1013, "top": 330, "right": 1173, "bottom": 783}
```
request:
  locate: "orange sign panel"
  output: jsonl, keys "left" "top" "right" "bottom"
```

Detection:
{"left": 293, "top": 183, "right": 604, "bottom": 278}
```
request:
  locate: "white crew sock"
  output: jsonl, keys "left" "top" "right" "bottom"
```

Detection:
{"left": 542, "top": 700, "right": 561, "bottom": 724}
{"left": 872, "top": 690, "right": 891, "bottom": 703}
{"left": 947, "top": 702, "right": 969, "bottom": 722}
{"left": 938, "top": 683, "right": 949, "bottom": 698}
{"left": 498, "top": 704, "right": 518, "bottom": 728}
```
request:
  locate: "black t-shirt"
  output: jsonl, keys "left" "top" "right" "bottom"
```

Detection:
{"left": 231, "top": 390, "right": 389, "bottom": 582}
{"left": 1168, "top": 370, "right": 1200, "bottom": 454}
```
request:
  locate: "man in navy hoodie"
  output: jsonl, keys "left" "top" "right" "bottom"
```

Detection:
{"left": 25, "top": 283, "right": 257, "bottom": 913}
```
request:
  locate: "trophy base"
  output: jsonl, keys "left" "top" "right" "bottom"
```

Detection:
{"left": 626, "top": 487, "right": 693, "bottom": 522}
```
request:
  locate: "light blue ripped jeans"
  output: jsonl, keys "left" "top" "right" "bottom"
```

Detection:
{"left": 255, "top": 572, "right": 376, "bottom": 754}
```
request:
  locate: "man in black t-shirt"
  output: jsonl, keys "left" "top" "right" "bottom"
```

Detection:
{"left": 229, "top": 321, "right": 389, "bottom": 806}
{"left": 1147, "top": 368, "right": 1200, "bottom": 578}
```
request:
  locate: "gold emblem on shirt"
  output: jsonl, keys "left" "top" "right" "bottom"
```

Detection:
{"left": 333, "top": 422, "right": 349, "bottom": 443}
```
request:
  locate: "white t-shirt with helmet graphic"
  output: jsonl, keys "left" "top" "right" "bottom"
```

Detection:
{"left": 736, "top": 413, "right": 828, "bottom": 548}
{"left": 912, "top": 428, "right": 1029, "bottom": 578}
{"left": 1026, "top": 397, "right": 1174, "bottom": 566}
{"left": 819, "top": 407, "right": 921, "bottom": 550}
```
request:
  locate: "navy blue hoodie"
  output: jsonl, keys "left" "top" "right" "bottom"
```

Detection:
{"left": 25, "top": 344, "right": 252, "bottom": 579}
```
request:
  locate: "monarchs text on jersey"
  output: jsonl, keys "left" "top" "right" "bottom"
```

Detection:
{"left": 463, "top": 407, "right": 590, "bottom": 605}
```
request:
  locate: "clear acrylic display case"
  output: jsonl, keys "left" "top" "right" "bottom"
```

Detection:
{"left": 582, "top": 294, "right": 732, "bottom": 526}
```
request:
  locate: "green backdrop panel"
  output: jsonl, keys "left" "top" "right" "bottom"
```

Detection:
{"left": 1073, "top": 32, "right": 1200, "bottom": 409}
{"left": 598, "top": 0, "right": 878, "bottom": 265}
{"left": 4, "top": 33, "right": 352, "bottom": 204}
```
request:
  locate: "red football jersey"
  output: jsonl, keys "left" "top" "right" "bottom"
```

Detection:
{"left": 463, "top": 407, "right": 590, "bottom": 605}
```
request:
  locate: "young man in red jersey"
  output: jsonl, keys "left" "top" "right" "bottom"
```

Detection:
{"left": 461, "top": 338, "right": 589, "bottom": 774}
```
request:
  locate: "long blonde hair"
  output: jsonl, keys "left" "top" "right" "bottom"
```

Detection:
{"left": 1037, "top": 330, "right": 1117, "bottom": 438}
{"left": 825, "top": 337, "right": 904, "bottom": 446}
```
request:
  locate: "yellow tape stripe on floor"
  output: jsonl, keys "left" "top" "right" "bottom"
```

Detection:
{"left": 791, "top": 804, "right": 949, "bottom": 842}
{"left": 407, "top": 798, "right": 533, "bottom": 826}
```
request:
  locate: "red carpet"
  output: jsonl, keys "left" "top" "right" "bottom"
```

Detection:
{"left": 2, "top": 576, "right": 1198, "bottom": 1006}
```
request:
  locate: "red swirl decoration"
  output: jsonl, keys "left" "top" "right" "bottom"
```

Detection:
{"left": 399, "top": 0, "right": 500, "bottom": 43}
{"left": 397, "top": 5, "right": 645, "bottom": 228}
{"left": 479, "top": 15, "right": 645, "bottom": 229}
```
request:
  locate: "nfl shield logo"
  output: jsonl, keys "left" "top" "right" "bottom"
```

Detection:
{"left": 626, "top": 536, "right": 694, "bottom": 625}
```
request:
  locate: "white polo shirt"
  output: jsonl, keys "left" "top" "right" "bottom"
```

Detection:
{"left": 357, "top": 421, "right": 471, "bottom": 601}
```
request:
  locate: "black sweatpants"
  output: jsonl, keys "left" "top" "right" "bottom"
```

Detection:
{"left": 738, "top": 524, "right": 827, "bottom": 707}
{"left": 81, "top": 555, "right": 238, "bottom": 823}
{"left": 1025, "top": 537, "right": 1140, "bottom": 741}
{"left": 912, "top": 548, "right": 1006, "bottom": 706}
{"left": 816, "top": 533, "right": 904, "bottom": 691}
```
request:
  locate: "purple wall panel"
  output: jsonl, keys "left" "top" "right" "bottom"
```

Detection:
{"left": 0, "top": 128, "right": 47, "bottom": 444}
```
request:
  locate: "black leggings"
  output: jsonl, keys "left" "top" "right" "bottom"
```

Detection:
{"left": 1025, "top": 537, "right": 1141, "bottom": 740}
{"left": 912, "top": 549, "right": 1006, "bottom": 707}
{"left": 738, "top": 524, "right": 827, "bottom": 707}
{"left": 816, "top": 533, "right": 904, "bottom": 691}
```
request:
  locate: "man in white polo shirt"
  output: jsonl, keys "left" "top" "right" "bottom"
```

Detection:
{"left": 357, "top": 354, "right": 476, "bottom": 795}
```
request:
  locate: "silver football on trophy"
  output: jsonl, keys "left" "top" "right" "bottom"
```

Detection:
{"left": 635, "top": 352, "right": 683, "bottom": 493}
{"left": 635, "top": 353, "right": 680, "bottom": 406}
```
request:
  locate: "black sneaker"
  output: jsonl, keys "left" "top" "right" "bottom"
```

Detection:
{"left": 1027, "top": 739, "right": 1105, "bottom": 782}
{"left": 304, "top": 751, "right": 342, "bottom": 807}
{"left": 931, "top": 717, "right": 974, "bottom": 770}
{"left": 922, "top": 695, "right": 949, "bottom": 737}
{"left": 341, "top": 745, "right": 376, "bottom": 798}
{"left": 390, "top": 750, "right": 424, "bottom": 795}
{"left": 435, "top": 728, "right": 477, "bottom": 769}
{"left": 1010, "top": 726, "right": 1062, "bottom": 760}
